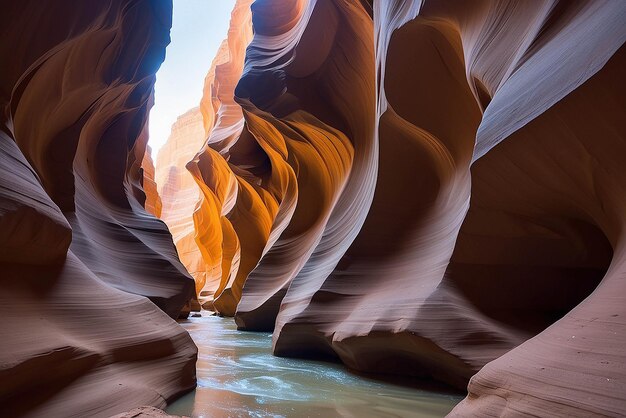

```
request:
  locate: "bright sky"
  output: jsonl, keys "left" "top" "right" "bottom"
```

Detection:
{"left": 148, "top": 0, "right": 236, "bottom": 156}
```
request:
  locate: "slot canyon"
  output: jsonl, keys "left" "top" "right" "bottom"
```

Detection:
{"left": 1, "top": 0, "right": 625, "bottom": 417}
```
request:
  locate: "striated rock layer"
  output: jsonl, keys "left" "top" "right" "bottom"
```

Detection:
{"left": 156, "top": 107, "right": 207, "bottom": 300}
{"left": 155, "top": 0, "right": 254, "bottom": 310}
{"left": 177, "top": 0, "right": 373, "bottom": 320}
{"left": 233, "top": 0, "right": 375, "bottom": 331}
{"left": 176, "top": 0, "right": 625, "bottom": 415}
{"left": 0, "top": 0, "right": 196, "bottom": 416}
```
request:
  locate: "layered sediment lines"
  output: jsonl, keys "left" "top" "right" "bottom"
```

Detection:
{"left": 156, "top": 107, "right": 207, "bottom": 299}
{"left": 182, "top": 0, "right": 625, "bottom": 415}
{"left": 0, "top": 0, "right": 196, "bottom": 416}
{"left": 184, "top": 0, "right": 374, "bottom": 319}
{"left": 155, "top": 0, "right": 254, "bottom": 310}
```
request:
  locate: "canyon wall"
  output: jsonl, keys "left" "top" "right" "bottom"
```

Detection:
{"left": 0, "top": 0, "right": 196, "bottom": 416}
{"left": 142, "top": 144, "right": 162, "bottom": 218}
{"left": 181, "top": 0, "right": 625, "bottom": 415}
{"left": 156, "top": 107, "right": 207, "bottom": 299}
{"left": 156, "top": 0, "right": 254, "bottom": 309}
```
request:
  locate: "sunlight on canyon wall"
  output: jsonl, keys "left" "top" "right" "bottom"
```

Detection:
{"left": 1, "top": 0, "right": 624, "bottom": 416}
{"left": 155, "top": 0, "right": 254, "bottom": 311}
{"left": 154, "top": 0, "right": 626, "bottom": 415}
{"left": 156, "top": 106, "right": 206, "bottom": 302}
{"left": 142, "top": 144, "right": 162, "bottom": 218}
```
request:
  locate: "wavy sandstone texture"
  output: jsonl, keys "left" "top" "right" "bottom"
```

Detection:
{"left": 0, "top": 0, "right": 196, "bottom": 416}
{"left": 174, "top": 0, "right": 625, "bottom": 415}
{"left": 154, "top": 0, "right": 254, "bottom": 310}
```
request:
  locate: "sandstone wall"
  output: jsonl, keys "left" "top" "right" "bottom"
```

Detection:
{"left": 156, "top": 107, "right": 207, "bottom": 299}
{"left": 142, "top": 143, "right": 162, "bottom": 218}
{"left": 194, "top": 0, "right": 626, "bottom": 415}
{"left": 0, "top": 1, "right": 196, "bottom": 416}
{"left": 155, "top": 0, "right": 254, "bottom": 309}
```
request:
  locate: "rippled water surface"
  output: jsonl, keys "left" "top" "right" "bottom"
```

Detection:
{"left": 167, "top": 314, "right": 462, "bottom": 417}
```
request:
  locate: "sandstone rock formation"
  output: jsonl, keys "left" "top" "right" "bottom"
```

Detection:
{"left": 180, "top": 0, "right": 625, "bottom": 415}
{"left": 142, "top": 144, "right": 162, "bottom": 218}
{"left": 233, "top": 0, "right": 375, "bottom": 330}
{"left": 5, "top": 0, "right": 623, "bottom": 415}
{"left": 156, "top": 107, "right": 207, "bottom": 299}
{"left": 0, "top": 0, "right": 196, "bottom": 416}
{"left": 155, "top": 0, "right": 254, "bottom": 311}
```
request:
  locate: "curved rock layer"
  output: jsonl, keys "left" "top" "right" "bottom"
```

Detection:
{"left": 1, "top": 0, "right": 196, "bottom": 416}
{"left": 155, "top": 0, "right": 254, "bottom": 309}
{"left": 180, "top": 0, "right": 625, "bottom": 415}
{"left": 183, "top": 0, "right": 375, "bottom": 319}
{"left": 141, "top": 0, "right": 625, "bottom": 414}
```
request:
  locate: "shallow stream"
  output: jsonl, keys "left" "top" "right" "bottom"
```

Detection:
{"left": 167, "top": 314, "right": 462, "bottom": 418}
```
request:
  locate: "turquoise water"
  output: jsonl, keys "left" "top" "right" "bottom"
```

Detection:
{"left": 167, "top": 314, "right": 462, "bottom": 418}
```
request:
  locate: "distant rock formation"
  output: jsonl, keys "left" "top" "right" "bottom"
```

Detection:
{"left": 142, "top": 144, "right": 162, "bottom": 218}
{"left": 156, "top": 107, "right": 208, "bottom": 299}
{"left": 155, "top": 0, "right": 254, "bottom": 312}
{"left": 0, "top": 0, "right": 196, "bottom": 416}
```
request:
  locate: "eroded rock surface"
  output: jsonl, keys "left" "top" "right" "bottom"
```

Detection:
{"left": 142, "top": 144, "right": 162, "bottom": 218}
{"left": 6, "top": 0, "right": 623, "bottom": 416}
{"left": 156, "top": 107, "right": 207, "bottom": 300}
{"left": 0, "top": 0, "right": 196, "bottom": 416}
{"left": 178, "top": 0, "right": 626, "bottom": 415}
{"left": 154, "top": 0, "right": 254, "bottom": 312}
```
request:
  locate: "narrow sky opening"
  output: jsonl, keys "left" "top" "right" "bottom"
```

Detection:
{"left": 148, "top": 0, "right": 236, "bottom": 157}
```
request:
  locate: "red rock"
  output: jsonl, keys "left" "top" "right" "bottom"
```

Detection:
{"left": 156, "top": 107, "right": 208, "bottom": 302}
{"left": 0, "top": 0, "right": 196, "bottom": 416}
{"left": 3, "top": 0, "right": 626, "bottom": 416}
{"left": 196, "top": 0, "right": 626, "bottom": 415}
{"left": 155, "top": 0, "right": 254, "bottom": 313}
{"left": 142, "top": 145, "right": 162, "bottom": 218}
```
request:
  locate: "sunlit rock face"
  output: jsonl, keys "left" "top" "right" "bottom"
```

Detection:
{"left": 181, "top": 0, "right": 374, "bottom": 319}
{"left": 186, "top": 0, "right": 256, "bottom": 312}
{"left": 190, "top": 0, "right": 624, "bottom": 414}
{"left": 142, "top": 144, "right": 162, "bottom": 218}
{"left": 156, "top": 107, "right": 207, "bottom": 298}
{"left": 138, "top": 95, "right": 162, "bottom": 218}
{"left": 152, "top": 0, "right": 254, "bottom": 311}
{"left": 232, "top": 0, "right": 376, "bottom": 331}
{"left": 0, "top": 0, "right": 196, "bottom": 416}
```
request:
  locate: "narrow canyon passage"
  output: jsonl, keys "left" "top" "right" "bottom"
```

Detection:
{"left": 150, "top": 3, "right": 464, "bottom": 414}
{"left": 1, "top": 0, "right": 626, "bottom": 417}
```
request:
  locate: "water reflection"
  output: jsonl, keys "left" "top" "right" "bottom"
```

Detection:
{"left": 167, "top": 313, "right": 462, "bottom": 417}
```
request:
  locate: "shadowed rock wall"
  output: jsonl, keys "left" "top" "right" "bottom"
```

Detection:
{"left": 0, "top": 0, "right": 196, "bottom": 416}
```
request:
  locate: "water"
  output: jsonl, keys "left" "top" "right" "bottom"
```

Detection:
{"left": 167, "top": 313, "right": 463, "bottom": 418}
